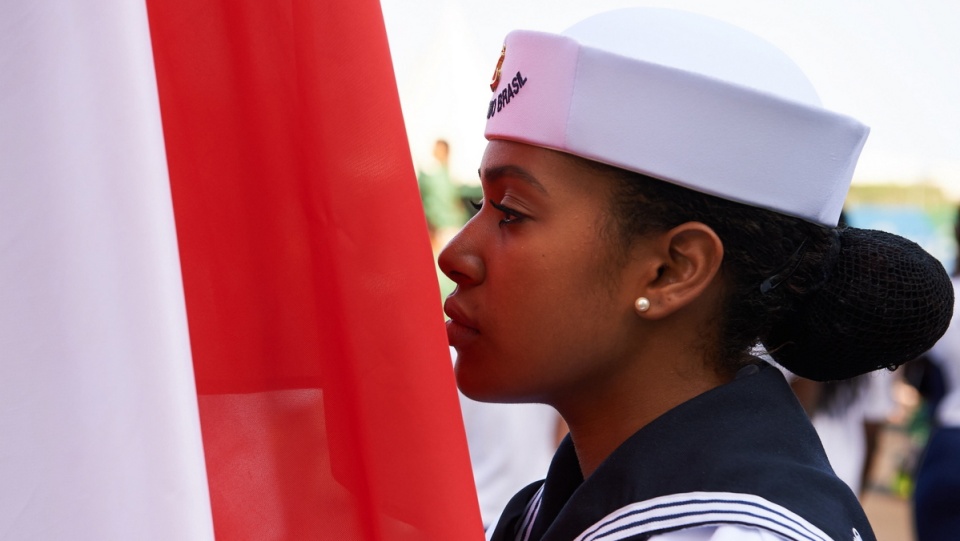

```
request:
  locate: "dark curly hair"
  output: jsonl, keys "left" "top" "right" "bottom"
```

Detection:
{"left": 574, "top": 157, "right": 954, "bottom": 381}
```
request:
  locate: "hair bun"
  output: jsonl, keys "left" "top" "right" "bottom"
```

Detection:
{"left": 767, "top": 228, "right": 954, "bottom": 381}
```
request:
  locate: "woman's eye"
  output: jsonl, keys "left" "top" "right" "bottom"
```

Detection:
{"left": 489, "top": 199, "right": 527, "bottom": 227}
{"left": 469, "top": 200, "right": 483, "bottom": 211}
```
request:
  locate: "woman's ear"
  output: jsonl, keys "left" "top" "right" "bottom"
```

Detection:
{"left": 635, "top": 222, "right": 724, "bottom": 320}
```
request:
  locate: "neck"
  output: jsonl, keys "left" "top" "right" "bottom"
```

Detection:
{"left": 556, "top": 339, "right": 731, "bottom": 479}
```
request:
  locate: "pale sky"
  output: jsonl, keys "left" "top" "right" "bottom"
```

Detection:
{"left": 381, "top": 0, "right": 960, "bottom": 196}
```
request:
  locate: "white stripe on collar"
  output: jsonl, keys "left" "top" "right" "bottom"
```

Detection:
{"left": 516, "top": 485, "right": 545, "bottom": 541}
{"left": 572, "top": 492, "right": 832, "bottom": 541}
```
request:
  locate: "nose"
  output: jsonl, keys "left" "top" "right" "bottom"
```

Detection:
{"left": 437, "top": 219, "right": 485, "bottom": 289}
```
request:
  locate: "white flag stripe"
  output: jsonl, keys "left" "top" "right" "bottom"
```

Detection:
{"left": 0, "top": 1, "right": 213, "bottom": 539}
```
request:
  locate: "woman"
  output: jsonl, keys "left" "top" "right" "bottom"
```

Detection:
{"left": 439, "top": 8, "right": 953, "bottom": 541}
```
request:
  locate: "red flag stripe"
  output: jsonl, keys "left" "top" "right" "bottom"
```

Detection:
{"left": 145, "top": 0, "right": 484, "bottom": 539}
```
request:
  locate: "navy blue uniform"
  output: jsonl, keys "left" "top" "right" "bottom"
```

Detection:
{"left": 489, "top": 363, "right": 874, "bottom": 541}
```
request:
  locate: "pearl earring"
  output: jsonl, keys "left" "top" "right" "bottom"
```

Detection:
{"left": 634, "top": 297, "right": 651, "bottom": 313}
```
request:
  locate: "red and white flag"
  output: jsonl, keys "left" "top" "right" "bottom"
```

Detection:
{"left": 0, "top": 1, "right": 483, "bottom": 539}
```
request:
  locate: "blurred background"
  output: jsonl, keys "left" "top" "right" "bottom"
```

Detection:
{"left": 381, "top": 2, "right": 960, "bottom": 539}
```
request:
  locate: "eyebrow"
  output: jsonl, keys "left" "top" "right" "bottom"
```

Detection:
{"left": 478, "top": 165, "right": 548, "bottom": 195}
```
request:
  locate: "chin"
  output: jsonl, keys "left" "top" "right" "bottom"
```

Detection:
{"left": 455, "top": 366, "right": 538, "bottom": 405}
{"left": 454, "top": 363, "right": 504, "bottom": 402}
{"left": 454, "top": 366, "right": 493, "bottom": 402}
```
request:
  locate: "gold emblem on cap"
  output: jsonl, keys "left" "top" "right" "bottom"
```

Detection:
{"left": 490, "top": 46, "right": 506, "bottom": 91}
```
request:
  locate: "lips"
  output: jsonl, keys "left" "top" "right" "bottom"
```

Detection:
{"left": 443, "top": 298, "right": 477, "bottom": 328}
{"left": 443, "top": 299, "right": 480, "bottom": 346}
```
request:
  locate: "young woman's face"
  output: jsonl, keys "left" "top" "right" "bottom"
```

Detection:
{"left": 439, "top": 140, "right": 650, "bottom": 405}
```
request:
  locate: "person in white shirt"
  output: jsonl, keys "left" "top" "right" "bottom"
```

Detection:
{"left": 453, "top": 347, "right": 565, "bottom": 531}
{"left": 791, "top": 370, "right": 896, "bottom": 496}
{"left": 913, "top": 216, "right": 960, "bottom": 540}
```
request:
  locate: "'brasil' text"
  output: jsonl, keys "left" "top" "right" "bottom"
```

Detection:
{"left": 487, "top": 71, "right": 528, "bottom": 119}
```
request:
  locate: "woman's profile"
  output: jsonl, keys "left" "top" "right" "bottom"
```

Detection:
{"left": 438, "top": 8, "right": 953, "bottom": 541}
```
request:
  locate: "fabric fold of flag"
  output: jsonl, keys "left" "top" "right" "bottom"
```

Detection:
{"left": 146, "top": 0, "right": 484, "bottom": 539}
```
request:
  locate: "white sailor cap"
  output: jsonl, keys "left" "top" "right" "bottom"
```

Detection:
{"left": 484, "top": 8, "right": 869, "bottom": 227}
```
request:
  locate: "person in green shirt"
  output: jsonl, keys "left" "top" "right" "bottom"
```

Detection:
{"left": 417, "top": 138, "right": 467, "bottom": 301}
{"left": 417, "top": 139, "right": 467, "bottom": 245}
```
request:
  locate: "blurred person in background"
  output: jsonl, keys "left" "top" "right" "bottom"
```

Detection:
{"left": 790, "top": 211, "right": 897, "bottom": 498}
{"left": 417, "top": 138, "right": 467, "bottom": 252}
{"left": 792, "top": 372, "right": 896, "bottom": 496}
{"left": 418, "top": 138, "right": 469, "bottom": 301}
{"left": 453, "top": 347, "right": 566, "bottom": 532}
{"left": 912, "top": 206, "right": 960, "bottom": 541}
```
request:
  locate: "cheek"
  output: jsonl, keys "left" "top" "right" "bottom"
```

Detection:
{"left": 491, "top": 238, "right": 620, "bottom": 339}
{"left": 453, "top": 263, "right": 563, "bottom": 399}
{"left": 457, "top": 255, "right": 623, "bottom": 401}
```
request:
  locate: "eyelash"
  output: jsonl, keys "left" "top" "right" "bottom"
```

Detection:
{"left": 471, "top": 199, "right": 527, "bottom": 227}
